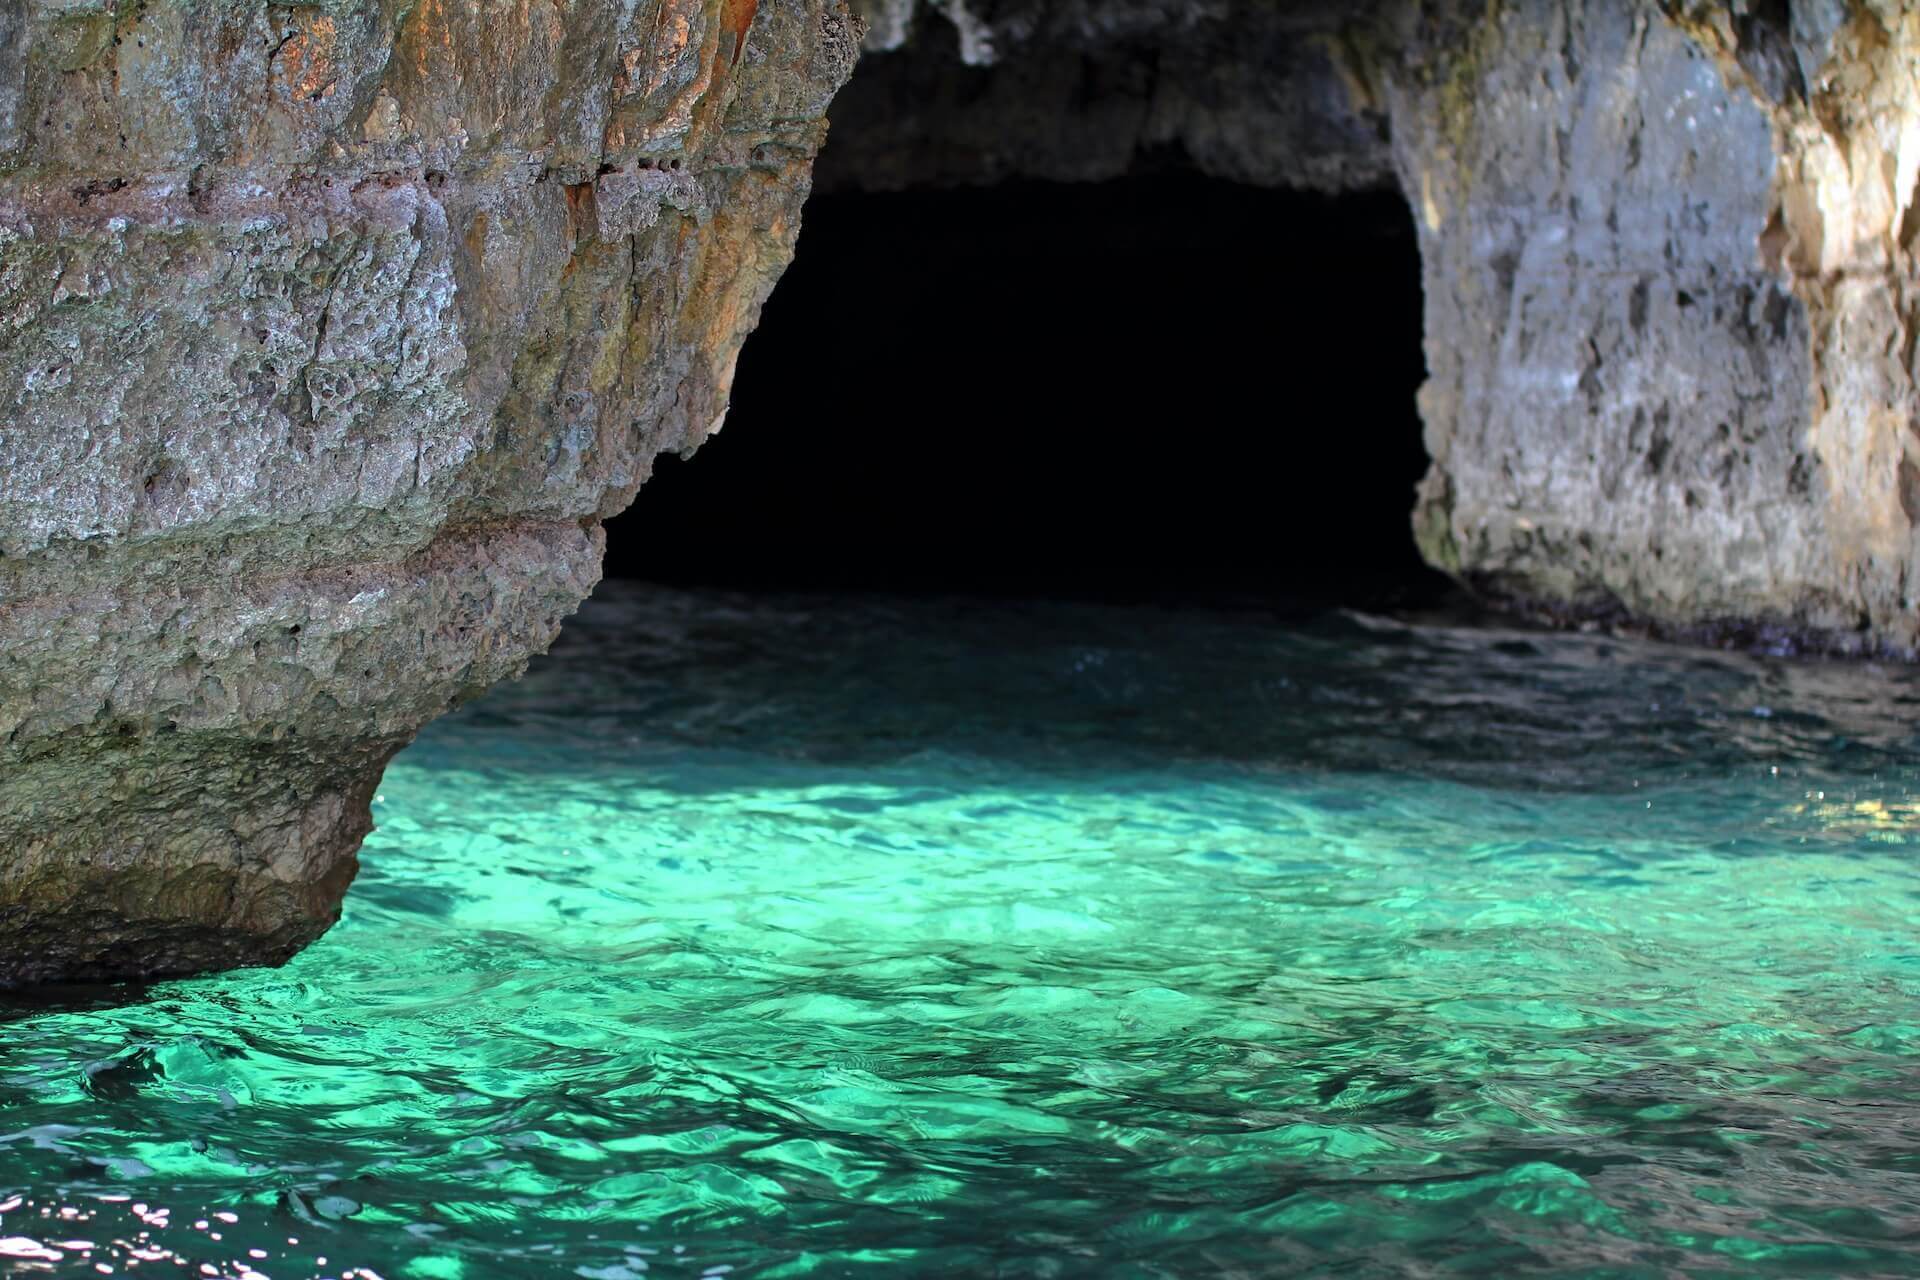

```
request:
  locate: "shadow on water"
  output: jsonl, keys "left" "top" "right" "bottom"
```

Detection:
{"left": 0, "top": 980, "right": 152, "bottom": 1024}
{"left": 461, "top": 584, "right": 1920, "bottom": 792}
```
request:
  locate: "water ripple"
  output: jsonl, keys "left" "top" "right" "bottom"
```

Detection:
{"left": 4, "top": 586, "right": 1920, "bottom": 1276}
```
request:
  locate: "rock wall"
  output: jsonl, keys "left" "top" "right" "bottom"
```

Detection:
{"left": 834, "top": 0, "right": 1920, "bottom": 655}
{"left": 1394, "top": 2, "right": 1821, "bottom": 641}
{"left": 1400, "top": 1, "right": 1920, "bottom": 653}
{"left": 0, "top": 0, "right": 858, "bottom": 985}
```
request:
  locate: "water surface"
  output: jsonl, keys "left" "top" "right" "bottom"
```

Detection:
{"left": 5, "top": 584, "right": 1920, "bottom": 1276}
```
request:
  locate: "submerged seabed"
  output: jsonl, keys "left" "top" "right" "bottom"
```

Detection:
{"left": 5, "top": 583, "right": 1920, "bottom": 1278}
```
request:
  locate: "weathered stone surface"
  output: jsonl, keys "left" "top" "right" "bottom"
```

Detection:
{"left": 1398, "top": 0, "right": 1920, "bottom": 654}
{"left": 1391, "top": 2, "right": 1827, "bottom": 641}
{"left": 832, "top": 0, "right": 1920, "bottom": 655}
{"left": 0, "top": 0, "right": 858, "bottom": 984}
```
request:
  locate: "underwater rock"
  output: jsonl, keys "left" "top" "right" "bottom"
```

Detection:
{"left": 0, "top": 0, "right": 858, "bottom": 983}
{"left": 832, "top": 0, "right": 1920, "bottom": 655}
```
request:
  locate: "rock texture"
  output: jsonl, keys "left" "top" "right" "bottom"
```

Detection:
{"left": 1398, "top": 1, "right": 1920, "bottom": 653}
{"left": 0, "top": 0, "right": 857, "bottom": 985}
{"left": 834, "top": 0, "right": 1920, "bottom": 655}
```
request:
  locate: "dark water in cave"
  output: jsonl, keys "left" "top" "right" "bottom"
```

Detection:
{"left": 5, "top": 582, "right": 1920, "bottom": 1276}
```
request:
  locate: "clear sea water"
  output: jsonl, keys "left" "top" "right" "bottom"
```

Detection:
{"left": 5, "top": 583, "right": 1920, "bottom": 1278}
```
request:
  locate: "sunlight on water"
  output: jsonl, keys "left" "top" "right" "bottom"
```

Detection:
{"left": 4, "top": 585, "right": 1920, "bottom": 1276}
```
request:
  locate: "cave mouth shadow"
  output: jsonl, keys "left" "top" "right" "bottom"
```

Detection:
{"left": 604, "top": 172, "right": 1451, "bottom": 614}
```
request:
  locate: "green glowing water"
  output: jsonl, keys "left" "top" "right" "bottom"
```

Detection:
{"left": 5, "top": 585, "right": 1920, "bottom": 1277}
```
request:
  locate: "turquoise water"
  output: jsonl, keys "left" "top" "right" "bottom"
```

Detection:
{"left": 5, "top": 584, "right": 1920, "bottom": 1277}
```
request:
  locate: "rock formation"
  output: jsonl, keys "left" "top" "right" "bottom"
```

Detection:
{"left": 0, "top": 0, "right": 857, "bottom": 985}
{"left": 833, "top": 0, "right": 1920, "bottom": 655}
{"left": 1399, "top": 1, "right": 1920, "bottom": 654}
{"left": 6, "top": 0, "right": 1920, "bottom": 984}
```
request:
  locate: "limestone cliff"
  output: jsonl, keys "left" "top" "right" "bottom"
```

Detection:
{"left": 0, "top": 0, "right": 858, "bottom": 984}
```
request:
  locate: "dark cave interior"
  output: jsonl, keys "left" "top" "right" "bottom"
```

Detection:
{"left": 603, "top": 173, "right": 1445, "bottom": 609}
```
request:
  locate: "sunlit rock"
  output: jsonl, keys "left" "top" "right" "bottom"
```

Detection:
{"left": 0, "top": 0, "right": 858, "bottom": 983}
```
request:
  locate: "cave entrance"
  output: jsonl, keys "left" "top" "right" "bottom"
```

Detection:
{"left": 603, "top": 173, "right": 1442, "bottom": 610}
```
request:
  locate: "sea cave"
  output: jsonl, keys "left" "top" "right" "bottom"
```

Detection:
{"left": 3, "top": 1, "right": 1920, "bottom": 1275}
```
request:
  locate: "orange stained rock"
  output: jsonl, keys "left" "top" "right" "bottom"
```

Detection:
{"left": 612, "top": 0, "right": 722, "bottom": 152}
{"left": 275, "top": 14, "right": 340, "bottom": 103}
{"left": 721, "top": 0, "right": 758, "bottom": 66}
{"left": 465, "top": 211, "right": 490, "bottom": 270}
{"left": 412, "top": 0, "right": 455, "bottom": 80}
{"left": 639, "top": 1, "right": 698, "bottom": 97}
{"left": 498, "top": 0, "right": 568, "bottom": 64}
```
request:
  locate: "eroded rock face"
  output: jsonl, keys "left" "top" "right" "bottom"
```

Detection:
{"left": 834, "top": 0, "right": 1920, "bottom": 654}
{"left": 0, "top": 0, "right": 858, "bottom": 984}
{"left": 1392, "top": 3, "right": 1822, "bottom": 640}
{"left": 1399, "top": 1, "right": 1920, "bottom": 653}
